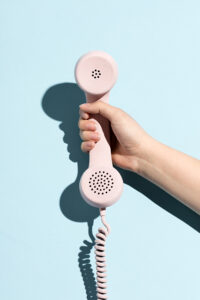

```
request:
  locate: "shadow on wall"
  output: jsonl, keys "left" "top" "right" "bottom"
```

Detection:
{"left": 41, "top": 82, "right": 200, "bottom": 298}
{"left": 42, "top": 83, "right": 98, "bottom": 299}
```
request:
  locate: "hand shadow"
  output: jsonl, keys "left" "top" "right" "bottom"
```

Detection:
{"left": 42, "top": 82, "right": 200, "bottom": 298}
{"left": 118, "top": 168, "right": 200, "bottom": 232}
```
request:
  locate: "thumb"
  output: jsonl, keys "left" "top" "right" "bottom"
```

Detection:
{"left": 79, "top": 101, "right": 118, "bottom": 122}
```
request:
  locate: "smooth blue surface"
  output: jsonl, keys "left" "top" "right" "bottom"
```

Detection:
{"left": 1, "top": 1, "right": 200, "bottom": 299}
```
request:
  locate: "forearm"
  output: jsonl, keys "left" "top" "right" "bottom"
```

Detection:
{"left": 136, "top": 137, "right": 200, "bottom": 214}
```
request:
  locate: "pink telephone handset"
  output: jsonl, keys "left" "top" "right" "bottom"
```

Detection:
{"left": 75, "top": 51, "right": 123, "bottom": 299}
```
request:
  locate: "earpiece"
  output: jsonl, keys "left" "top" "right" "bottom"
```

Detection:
{"left": 75, "top": 50, "right": 118, "bottom": 96}
{"left": 75, "top": 50, "right": 123, "bottom": 208}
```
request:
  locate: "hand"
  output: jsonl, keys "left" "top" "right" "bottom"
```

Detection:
{"left": 79, "top": 101, "right": 200, "bottom": 214}
{"left": 78, "top": 101, "right": 151, "bottom": 173}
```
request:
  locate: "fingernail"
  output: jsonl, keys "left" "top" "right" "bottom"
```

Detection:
{"left": 87, "top": 141, "right": 94, "bottom": 148}
{"left": 87, "top": 122, "right": 97, "bottom": 130}
{"left": 79, "top": 103, "right": 88, "bottom": 107}
{"left": 93, "top": 132, "right": 100, "bottom": 139}
{"left": 82, "top": 112, "right": 89, "bottom": 120}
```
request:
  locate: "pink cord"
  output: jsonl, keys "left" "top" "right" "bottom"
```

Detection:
{"left": 95, "top": 208, "right": 110, "bottom": 299}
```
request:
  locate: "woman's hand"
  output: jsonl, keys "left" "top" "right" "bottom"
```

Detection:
{"left": 78, "top": 100, "right": 200, "bottom": 214}
{"left": 78, "top": 101, "right": 151, "bottom": 173}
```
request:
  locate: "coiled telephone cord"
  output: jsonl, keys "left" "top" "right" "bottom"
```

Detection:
{"left": 95, "top": 208, "right": 111, "bottom": 300}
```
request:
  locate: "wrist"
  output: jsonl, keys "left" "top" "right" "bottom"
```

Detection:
{"left": 131, "top": 135, "right": 158, "bottom": 175}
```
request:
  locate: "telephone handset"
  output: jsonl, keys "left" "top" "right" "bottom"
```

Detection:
{"left": 75, "top": 51, "right": 123, "bottom": 299}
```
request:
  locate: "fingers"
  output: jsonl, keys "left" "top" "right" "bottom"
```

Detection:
{"left": 78, "top": 119, "right": 97, "bottom": 131}
{"left": 79, "top": 130, "right": 100, "bottom": 141}
{"left": 78, "top": 100, "right": 121, "bottom": 153}
{"left": 81, "top": 141, "right": 95, "bottom": 152}
{"left": 79, "top": 109, "right": 90, "bottom": 120}
{"left": 79, "top": 101, "right": 120, "bottom": 122}
{"left": 78, "top": 114, "right": 100, "bottom": 152}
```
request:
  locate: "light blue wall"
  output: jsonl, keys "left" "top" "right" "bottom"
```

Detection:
{"left": 1, "top": 1, "right": 200, "bottom": 299}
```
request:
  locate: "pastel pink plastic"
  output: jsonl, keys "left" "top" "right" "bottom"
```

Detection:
{"left": 95, "top": 208, "right": 110, "bottom": 299}
{"left": 75, "top": 50, "right": 118, "bottom": 95}
{"left": 75, "top": 50, "right": 123, "bottom": 208}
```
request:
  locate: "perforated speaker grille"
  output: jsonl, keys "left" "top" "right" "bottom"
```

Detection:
{"left": 89, "top": 170, "right": 114, "bottom": 195}
{"left": 91, "top": 69, "right": 101, "bottom": 79}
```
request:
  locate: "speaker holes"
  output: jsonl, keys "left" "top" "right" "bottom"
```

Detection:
{"left": 89, "top": 170, "right": 114, "bottom": 195}
{"left": 91, "top": 69, "right": 101, "bottom": 79}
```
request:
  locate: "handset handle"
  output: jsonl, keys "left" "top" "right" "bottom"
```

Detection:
{"left": 85, "top": 92, "right": 113, "bottom": 169}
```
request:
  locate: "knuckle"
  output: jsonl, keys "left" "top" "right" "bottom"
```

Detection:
{"left": 81, "top": 142, "right": 87, "bottom": 152}
{"left": 81, "top": 131, "right": 86, "bottom": 140}
{"left": 80, "top": 130, "right": 88, "bottom": 140}
{"left": 79, "top": 130, "right": 83, "bottom": 139}
{"left": 81, "top": 142, "right": 85, "bottom": 152}
{"left": 79, "top": 110, "right": 85, "bottom": 118}
{"left": 79, "top": 109, "right": 83, "bottom": 117}
{"left": 78, "top": 119, "right": 84, "bottom": 129}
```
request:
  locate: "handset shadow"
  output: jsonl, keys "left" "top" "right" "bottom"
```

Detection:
{"left": 42, "top": 83, "right": 98, "bottom": 299}
{"left": 41, "top": 82, "right": 200, "bottom": 298}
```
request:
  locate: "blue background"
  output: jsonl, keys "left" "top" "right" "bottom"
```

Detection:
{"left": 1, "top": 0, "right": 200, "bottom": 299}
